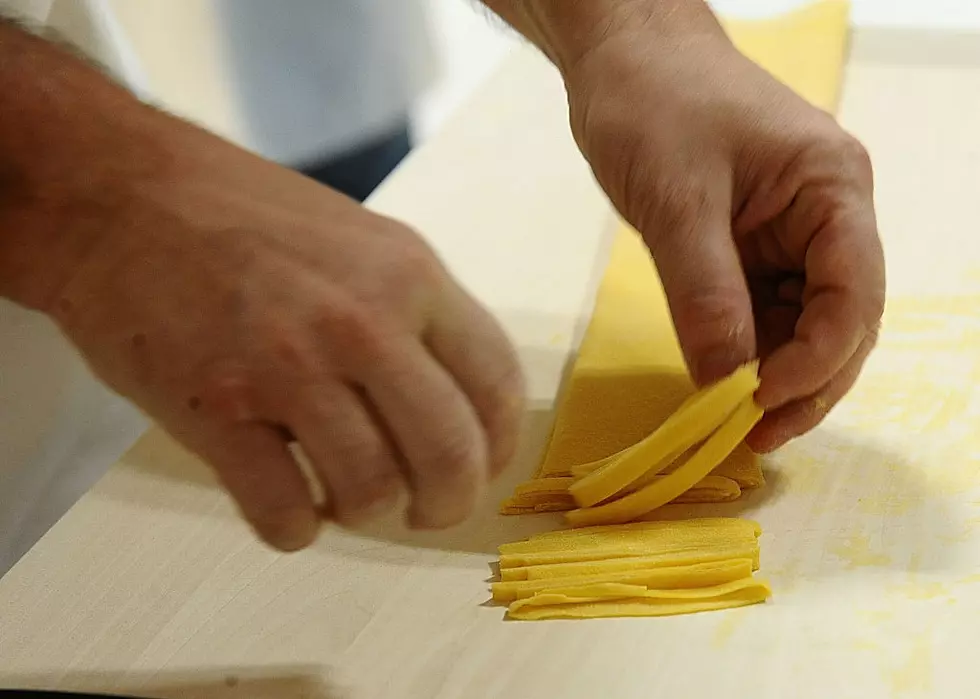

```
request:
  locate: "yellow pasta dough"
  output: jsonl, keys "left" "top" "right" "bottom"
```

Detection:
{"left": 569, "top": 362, "right": 759, "bottom": 507}
{"left": 513, "top": 477, "right": 577, "bottom": 495}
{"left": 499, "top": 544, "right": 760, "bottom": 582}
{"left": 506, "top": 578, "right": 772, "bottom": 621}
{"left": 492, "top": 558, "right": 753, "bottom": 603}
{"left": 499, "top": 474, "right": 741, "bottom": 514}
{"left": 712, "top": 443, "right": 766, "bottom": 489}
{"left": 500, "top": 525, "right": 760, "bottom": 573}
{"left": 657, "top": 475, "right": 741, "bottom": 503}
{"left": 498, "top": 502, "right": 575, "bottom": 515}
{"left": 566, "top": 400, "right": 764, "bottom": 527}
{"left": 501, "top": 517, "right": 760, "bottom": 550}
{"left": 499, "top": 519, "right": 760, "bottom": 567}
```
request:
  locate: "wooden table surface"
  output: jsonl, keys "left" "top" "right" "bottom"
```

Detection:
{"left": 2, "top": 26, "right": 980, "bottom": 699}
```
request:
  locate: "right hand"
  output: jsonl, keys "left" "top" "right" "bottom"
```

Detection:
{"left": 557, "top": 15, "right": 884, "bottom": 451}
{"left": 42, "top": 116, "right": 525, "bottom": 551}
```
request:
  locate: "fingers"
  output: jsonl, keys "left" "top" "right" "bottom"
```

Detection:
{"left": 194, "top": 422, "right": 319, "bottom": 551}
{"left": 748, "top": 328, "right": 877, "bottom": 452}
{"left": 361, "top": 338, "right": 490, "bottom": 530}
{"left": 642, "top": 193, "right": 757, "bottom": 385}
{"left": 755, "top": 288, "right": 862, "bottom": 408}
{"left": 288, "top": 383, "right": 407, "bottom": 528}
{"left": 755, "top": 303, "right": 799, "bottom": 360}
{"left": 756, "top": 200, "right": 885, "bottom": 410}
{"left": 425, "top": 283, "right": 525, "bottom": 478}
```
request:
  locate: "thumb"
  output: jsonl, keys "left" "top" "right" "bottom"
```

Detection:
{"left": 640, "top": 196, "right": 756, "bottom": 386}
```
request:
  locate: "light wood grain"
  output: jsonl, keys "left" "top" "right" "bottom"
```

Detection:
{"left": 2, "top": 27, "right": 980, "bottom": 699}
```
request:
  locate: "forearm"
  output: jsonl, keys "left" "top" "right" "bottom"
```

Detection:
{"left": 480, "top": 0, "right": 723, "bottom": 74}
{"left": 0, "top": 18, "right": 165, "bottom": 312}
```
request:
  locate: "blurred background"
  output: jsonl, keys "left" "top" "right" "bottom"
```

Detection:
{"left": 7, "top": 0, "right": 980, "bottom": 201}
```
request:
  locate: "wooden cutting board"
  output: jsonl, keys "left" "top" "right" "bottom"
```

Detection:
{"left": 2, "top": 3, "right": 980, "bottom": 698}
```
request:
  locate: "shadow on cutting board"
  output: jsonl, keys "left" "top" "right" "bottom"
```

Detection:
{"left": 730, "top": 428, "right": 965, "bottom": 582}
{"left": 1, "top": 666, "right": 345, "bottom": 699}
{"left": 97, "top": 339, "right": 579, "bottom": 556}
{"left": 96, "top": 339, "right": 965, "bottom": 568}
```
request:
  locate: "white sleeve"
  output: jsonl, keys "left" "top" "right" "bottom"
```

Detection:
{"left": 0, "top": 301, "right": 147, "bottom": 577}
{"left": 0, "top": 0, "right": 55, "bottom": 22}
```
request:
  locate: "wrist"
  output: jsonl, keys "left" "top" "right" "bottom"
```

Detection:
{"left": 485, "top": 0, "right": 725, "bottom": 76}
{"left": 0, "top": 23, "right": 174, "bottom": 313}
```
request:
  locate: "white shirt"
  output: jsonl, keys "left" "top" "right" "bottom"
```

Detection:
{"left": 0, "top": 0, "right": 436, "bottom": 575}
{"left": 210, "top": 0, "right": 437, "bottom": 163}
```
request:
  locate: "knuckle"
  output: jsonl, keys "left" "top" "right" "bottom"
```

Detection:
{"left": 434, "top": 434, "right": 485, "bottom": 479}
{"left": 379, "top": 221, "right": 444, "bottom": 289}
{"left": 840, "top": 133, "right": 873, "bottom": 175}
{"left": 420, "top": 426, "right": 487, "bottom": 486}
{"left": 194, "top": 366, "right": 259, "bottom": 422}
{"left": 673, "top": 286, "right": 748, "bottom": 340}
{"left": 333, "top": 465, "right": 404, "bottom": 526}
{"left": 315, "top": 296, "right": 387, "bottom": 365}
{"left": 484, "top": 357, "right": 526, "bottom": 435}
{"left": 816, "top": 131, "right": 873, "bottom": 186}
{"left": 269, "top": 329, "right": 320, "bottom": 377}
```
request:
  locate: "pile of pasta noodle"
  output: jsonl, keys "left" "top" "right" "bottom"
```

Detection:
{"left": 494, "top": 364, "right": 771, "bottom": 621}
{"left": 494, "top": 518, "right": 769, "bottom": 621}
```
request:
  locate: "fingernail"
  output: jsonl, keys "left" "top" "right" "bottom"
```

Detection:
{"left": 406, "top": 500, "right": 467, "bottom": 531}
{"left": 745, "top": 421, "right": 783, "bottom": 454}
{"left": 340, "top": 487, "right": 406, "bottom": 530}
{"left": 261, "top": 508, "right": 320, "bottom": 552}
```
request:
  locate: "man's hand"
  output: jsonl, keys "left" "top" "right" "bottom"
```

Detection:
{"left": 487, "top": 0, "right": 885, "bottom": 451}
{"left": 54, "top": 127, "right": 524, "bottom": 549}
{"left": 0, "top": 21, "right": 523, "bottom": 551}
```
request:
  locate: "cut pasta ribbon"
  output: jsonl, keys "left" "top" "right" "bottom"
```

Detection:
{"left": 507, "top": 578, "right": 772, "bottom": 621}
{"left": 499, "top": 543, "right": 760, "bottom": 582}
{"left": 491, "top": 517, "right": 770, "bottom": 620}
{"left": 499, "top": 517, "right": 760, "bottom": 561}
{"left": 499, "top": 474, "right": 741, "bottom": 515}
{"left": 567, "top": 397, "right": 764, "bottom": 527}
{"left": 499, "top": 362, "right": 766, "bottom": 519}
{"left": 569, "top": 361, "right": 759, "bottom": 507}
{"left": 492, "top": 558, "right": 754, "bottom": 603}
